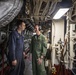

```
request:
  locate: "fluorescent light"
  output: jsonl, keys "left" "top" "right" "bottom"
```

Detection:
{"left": 53, "top": 8, "right": 69, "bottom": 19}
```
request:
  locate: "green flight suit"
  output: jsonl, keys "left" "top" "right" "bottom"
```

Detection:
{"left": 31, "top": 34, "right": 47, "bottom": 75}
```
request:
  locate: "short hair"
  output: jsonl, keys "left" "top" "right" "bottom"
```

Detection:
{"left": 16, "top": 19, "right": 25, "bottom": 27}
{"left": 34, "top": 24, "right": 41, "bottom": 31}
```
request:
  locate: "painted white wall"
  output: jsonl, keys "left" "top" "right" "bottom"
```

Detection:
{"left": 51, "top": 19, "right": 64, "bottom": 66}
{"left": 52, "top": 19, "right": 64, "bottom": 44}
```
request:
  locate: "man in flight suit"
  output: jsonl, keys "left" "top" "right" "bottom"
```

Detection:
{"left": 30, "top": 25, "right": 47, "bottom": 75}
{"left": 8, "top": 20, "right": 26, "bottom": 75}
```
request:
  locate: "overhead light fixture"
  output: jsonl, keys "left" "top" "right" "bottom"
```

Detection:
{"left": 53, "top": 8, "right": 69, "bottom": 19}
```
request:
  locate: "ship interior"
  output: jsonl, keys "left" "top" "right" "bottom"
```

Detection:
{"left": 0, "top": 0, "right": 76, "bottom": 75}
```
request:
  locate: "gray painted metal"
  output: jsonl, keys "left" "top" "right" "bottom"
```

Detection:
{"left": 0, "top": 0, "right": 23, "bottom": 28}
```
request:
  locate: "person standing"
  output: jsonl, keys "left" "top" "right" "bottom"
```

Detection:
{"left": 30, "top": 25, "right": 47, "bottom": 75}
{"left": 8, "top": 19, "right": 26, "bottom": 75}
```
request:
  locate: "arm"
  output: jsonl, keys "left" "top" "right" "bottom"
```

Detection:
{"left": 41, "top": 36, "right": 47, "bottom": 58}
{"left": 37, "top": 36, "right": 47, "bottom": 64}
{"left": 8, "top": 32, "right": 16, "bottom": 61}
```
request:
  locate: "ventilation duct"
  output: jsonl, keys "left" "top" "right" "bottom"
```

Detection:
{"left": 0, "top": 0, "right": 23, "bottom": 28}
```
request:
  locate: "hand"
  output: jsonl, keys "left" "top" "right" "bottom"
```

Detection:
{"left": 12, "top": 60, "right": 17, "bottom": 66}
{"left": 37, "top": 58, "right": 42, "bottom": 65}
{"left": 23, "top": 52, "right": 26, "bottom": 56}
{"left": 23, "top": 52, "right": 27, "bottom": 58}
{"left": 41, "top": 55, "right": 44, "bottom": 59}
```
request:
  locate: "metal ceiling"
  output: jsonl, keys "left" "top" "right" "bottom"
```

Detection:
{"left": 0, "top": 0, "right": 75, "bottom": 29}
{"left": 29, "top": 0, "right": 60, "bottom": 23}
{"left": 25, "top": 0, "right": 73, "bottom": 23}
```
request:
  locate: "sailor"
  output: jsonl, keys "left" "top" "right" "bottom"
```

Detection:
{"left": 8, "top": 20, "right": 26, "bottom": 75}
{"left": 30, "top": 25, "right": 47, "bottom": 75}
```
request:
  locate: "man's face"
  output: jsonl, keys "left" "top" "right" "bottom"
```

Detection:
{"left": 34, "top": 25, "right": 39, "bottom": 33}
{"left": 20, "top": 22, "right": 26, "bottom": 31}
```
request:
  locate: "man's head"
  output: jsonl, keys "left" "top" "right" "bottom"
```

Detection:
{"left": 16, "top": 20, "right": 26, "bottom": 31}
{"left": 34, "top": 25, "right": 41, "bottom": 35}
{"left": 34, "top": 25, "right": 39, "bottom": 32}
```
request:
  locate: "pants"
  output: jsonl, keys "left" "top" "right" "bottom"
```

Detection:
{"left": 32, "top": 58, "right": 46, "bottom": 75}
{"left": 9, "top": 58, "right": 25, "bottom": 75}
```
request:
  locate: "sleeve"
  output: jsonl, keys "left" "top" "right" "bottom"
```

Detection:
{"left": 8, "top": 32, "right": 16, "bottom": 61}
{"left": 23, "top": 38, "right": 25, "bottom": 52}
{"left": 22, "top": 33, "right": 25, "bottom": 52}
{"left": 41, "top": 36, "right": 47, "bottom": 57}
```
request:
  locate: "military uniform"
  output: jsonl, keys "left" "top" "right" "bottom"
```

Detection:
{"left": 8, "top": 30, "right": 25, "bottom": 75}
{"left": 31, "top": 34, "right": 47, "bottom": 75}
